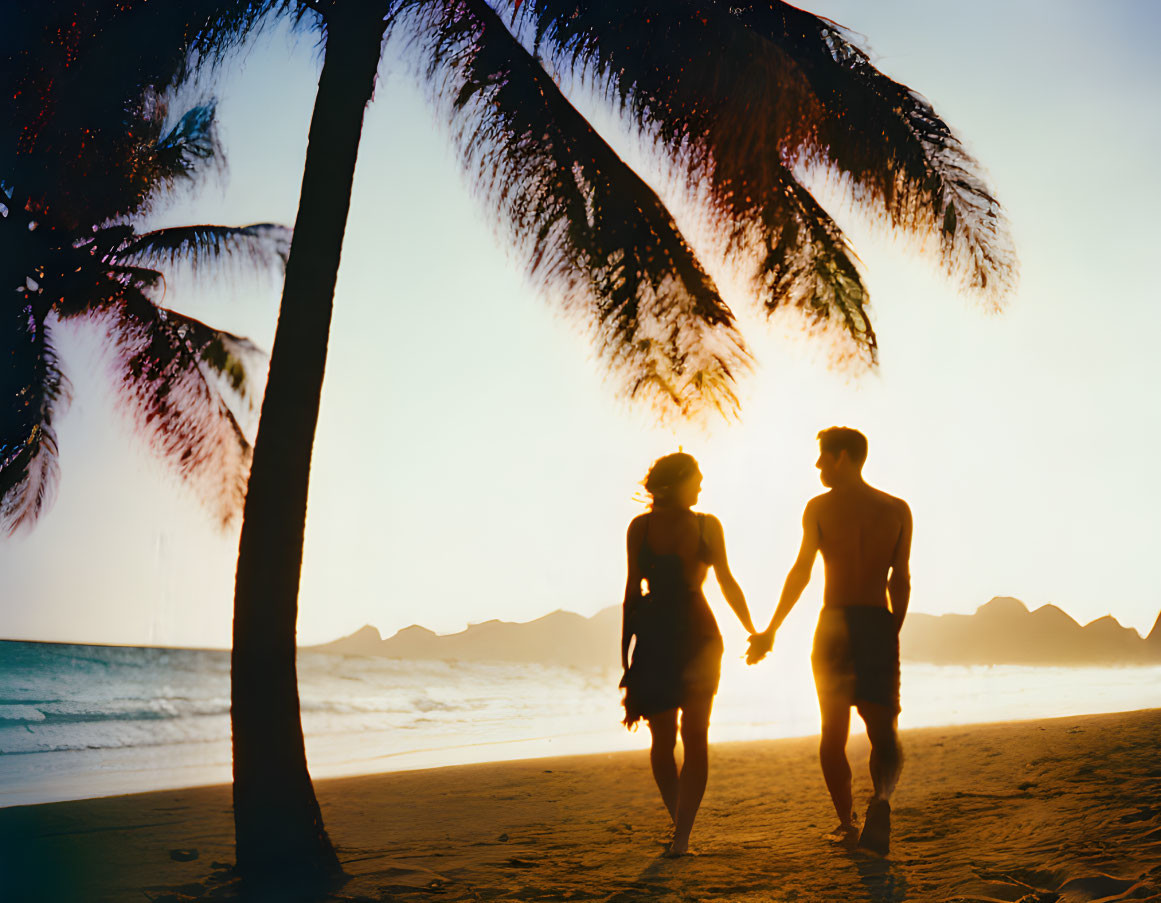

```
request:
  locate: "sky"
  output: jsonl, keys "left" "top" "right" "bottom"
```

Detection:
{"left": 2, "top": 0, "right": 1160, "bottom": 650}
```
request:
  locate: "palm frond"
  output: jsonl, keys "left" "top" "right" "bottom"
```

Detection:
{"left": 0, "top": 3, "right": 219, "bottom": 225}
{"left": 0, "top": 303, "right": 71, "bottom": 535}
{"left": 523, "top": 0, "right": 878, "bottom": 360}
{"left": 160, "top": 307, "right": 267, "bottom": 421}
{"left": 719, "top": 1, "right": 1017, "bottom": 301}
{"left": 108, "top": 223, "right": 292, "bottom": 275}
{"left": 150, "top": 102, "right": 225, "bottom": 187}
{"left": 180, "top": 0, "right": 317, "bottom": 78}
{"left": 40, "top": 239, "right": 164, "bottom": 320}
{"left": 399, "top": 0, "right": 751, "bottom": 419}
{"left": 751, "top": 172, "right": 875, "bottom": 362}
{"left": 86, "top": 287, "right": 255, "bottom": 527}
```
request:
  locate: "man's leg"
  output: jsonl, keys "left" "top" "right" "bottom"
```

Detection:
{"left": 854, "top": 701, "right": 902, "bottom": 855}
{"left": 645, "top": 710, "right": 679, "bottom": 825}
{"left": 669, "top": 693, "right": 713, "bottom": 856}
{"left": 856, "top": 701, "right": 903, "bottom": 801}
{"left": 819, "top": 695, "right": 855, "bottom": 830}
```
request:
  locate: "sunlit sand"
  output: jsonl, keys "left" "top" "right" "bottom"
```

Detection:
{"left": 4, "top": 709, "right": 1159, "bottom": 901}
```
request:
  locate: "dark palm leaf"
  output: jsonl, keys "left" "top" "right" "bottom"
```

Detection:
{"left": 148, "top": 102, "right": 225, "bottom": 190}
{"left": 0, "top": 302, "right": 71, "bottom": 535}
{"left": 180, "top": 0, "right": 314, "bottom": 68}
{"left": 400, "top": 0, "right": 751, "bottom": 418}
{"left": 164, "top": 308, "right": 266, "bottom": 413}
{"left": 109, "top": 223, "right": 292, "bottom": 274}
{"left": 83, "top": 95, "right": 228, "bottom": 224}
{"left": 721, "top": 1, "right": 1016, "bottom": 300}
{"left": 84, "top": 287, "right": 255, "bottom": 526}
{"left": 523, "top": 0, "right": 879, "bottom": 361}
{"left": 3, "top": 87, "right": 277, "bottom": 532}
{"left": 758, "top": 174, "right": 875, "bottom": 359}
{"left": 37, "top": 232, "right": 164, "bottom": 318}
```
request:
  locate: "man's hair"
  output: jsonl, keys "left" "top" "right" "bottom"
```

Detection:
{"left": 817, "top": 427, "right": 868, "bottom": 466}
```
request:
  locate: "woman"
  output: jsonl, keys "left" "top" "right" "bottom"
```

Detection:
{"left": 620, "top": 452, "right": 757, "bottom": 856}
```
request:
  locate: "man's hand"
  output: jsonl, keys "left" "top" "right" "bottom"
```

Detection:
{"left": 746, "top": 629, "right": 774, "bottom": 665}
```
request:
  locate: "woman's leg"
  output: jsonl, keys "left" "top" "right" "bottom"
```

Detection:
{"left": 669, "top": 693, "right": 713, "bottom": 855}
{"left": 645, "top": 710, "right": 679, "bottom": 824}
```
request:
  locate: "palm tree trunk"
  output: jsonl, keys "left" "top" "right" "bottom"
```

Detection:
{"left": 230, "top": 3, "right": 388, "bottom": 887}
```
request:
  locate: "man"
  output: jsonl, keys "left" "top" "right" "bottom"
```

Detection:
{"left": 748, "top": 427, "right": 911, "bottom": 855}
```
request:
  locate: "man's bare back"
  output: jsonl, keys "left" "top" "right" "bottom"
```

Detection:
{"left": 810, "top": 484, "right": 911, "bottom": 616}
{"left": 748, "top": 442, "right": 912, "bottom": 645}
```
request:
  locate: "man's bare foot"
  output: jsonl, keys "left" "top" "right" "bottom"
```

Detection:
{"left": 858, "top": 798, "right": 891, "bottom": 856}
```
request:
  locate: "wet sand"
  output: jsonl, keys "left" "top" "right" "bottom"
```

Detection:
{"left": 2, "top": 708, "right": 1159, "bottom": 902}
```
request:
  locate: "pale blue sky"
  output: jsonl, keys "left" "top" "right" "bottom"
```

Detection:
{"left": 2, "top": 0, "right": 1159, "bottom": 649}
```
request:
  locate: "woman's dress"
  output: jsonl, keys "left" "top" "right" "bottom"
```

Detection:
{"left": 620, "top": 513, "right": 725, "bottom": 726}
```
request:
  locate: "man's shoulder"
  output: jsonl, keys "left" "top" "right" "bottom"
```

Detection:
{"left": 804, "top": 492, "right": 831, "bottom": 515}
{"left": 881, "top": 490, "right": 912, "bottom": 518}
{"left": 865, "top": 483, "right": 910, "bottom": 512}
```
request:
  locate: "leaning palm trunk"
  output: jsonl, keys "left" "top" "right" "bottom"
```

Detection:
{"left": 230, "top": 2, "right": 388, "bottom": 885}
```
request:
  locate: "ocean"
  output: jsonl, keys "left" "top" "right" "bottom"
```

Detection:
{"left": 2, "top": 638, "right": 1158, "bottom": 808}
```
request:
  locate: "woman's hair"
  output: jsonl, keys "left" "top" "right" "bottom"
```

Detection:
{"left": 643, "top": 452, "right": 701, "bottom": 505}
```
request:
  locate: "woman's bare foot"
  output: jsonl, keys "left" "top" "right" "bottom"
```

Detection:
{"left": 825, "top": 821, "right": 860, "bottom": 845}
{"left": 663, "top": 833, "right": 692, "bottom": 857}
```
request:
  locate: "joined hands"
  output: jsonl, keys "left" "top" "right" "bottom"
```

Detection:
{"left": 745, "top": 629, "right": 774, "bottom": 665}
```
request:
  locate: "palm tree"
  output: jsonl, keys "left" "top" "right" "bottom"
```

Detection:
{"left": 1, "top": 4, "right": 289, "bottom": 538}
{"left": 224, "top": 2, "right": 390, "bottom": 885}
{"left": 208, "top": 0, "right": 1015, "bottom": 888}
{"left": 0, "top": 105, "right": 288, "bottom": 536}
{"left": 1, "top": 0, "right": 342, "bottom": 888}
{"left": 7, "top": 0, "right": 1018, "bottom": 891}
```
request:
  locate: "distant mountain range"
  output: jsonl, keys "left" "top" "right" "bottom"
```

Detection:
{"left": 901, "top": 597, "right": 1161, "bottom": 666}
{"left": 309, "top": 608, "right": 624, "bottom": 670}
{"left": 307, "top": 597, "right": 1161, "bottom": 669}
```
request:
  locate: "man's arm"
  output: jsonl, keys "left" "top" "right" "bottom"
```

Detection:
{"left": 748, "top": 502, "right": 820, "bottom": 663}
{"left": 765, "top": 502, "right": 821, "bottom": 634}
{"left": 622, "top": 517, "right": 646, "bottom": 671}
{"left": 888, "top": 501, "right": 913, "bottom": 633}
{"left": 704, "top": 515, "right": 758, "bottom": 635}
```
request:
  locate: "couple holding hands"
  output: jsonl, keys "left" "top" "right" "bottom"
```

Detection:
{"left": 619, "top": 427, "right": 912, "bottom": 857}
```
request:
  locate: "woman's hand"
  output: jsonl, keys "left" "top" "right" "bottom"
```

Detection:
{"left": 746, "top": 629, "right": 774, "bottom": 665}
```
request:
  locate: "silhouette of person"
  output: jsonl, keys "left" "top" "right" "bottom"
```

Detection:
{"left": 748, "top": 428, "right": 912, "bottom": 855}
{"left": 620, "top": 452, "right": 758, "bottom": 856}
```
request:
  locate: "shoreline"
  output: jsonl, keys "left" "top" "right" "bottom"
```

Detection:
{"left": 6, "top": 682, "right": 1161, "bottom": 810}
{"left": 6, "top": 686, "right": 1161, "bottom": 811}
{"left": 3, "top": 708, "right": 1159, "bottom": 901}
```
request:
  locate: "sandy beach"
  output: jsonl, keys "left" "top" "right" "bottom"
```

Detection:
{"left": 2, "top": 708, "right": 1159, "bottom": 902}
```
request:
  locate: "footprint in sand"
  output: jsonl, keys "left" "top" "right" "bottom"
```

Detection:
{"left": 1119, "top": 806, "right": 1160, "bottom": 823}
{"left": 1057, "top": 873, "right": 1140, "bottom": 900}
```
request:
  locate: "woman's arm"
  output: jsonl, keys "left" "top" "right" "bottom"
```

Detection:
{"left": 704, "top": 515, "right": 758, "bottom": 635}
{"left": 622, "top": 516, "right": 646, "bottom": 670}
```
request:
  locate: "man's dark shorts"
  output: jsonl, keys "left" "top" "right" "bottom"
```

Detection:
{"left": 811, "top": 606, "right": 901, "bottom": 713}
